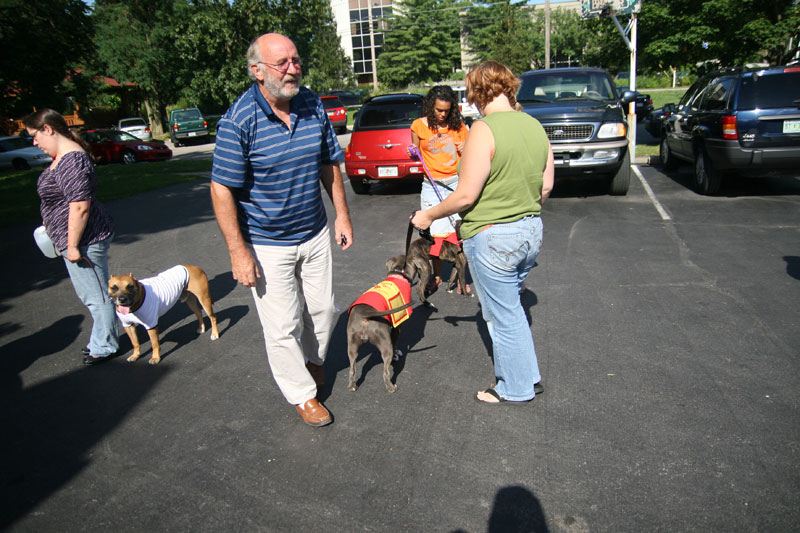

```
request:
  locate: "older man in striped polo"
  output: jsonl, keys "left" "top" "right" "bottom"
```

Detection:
{"left": 210, "top": 33, "right": 353, "bottom": 427}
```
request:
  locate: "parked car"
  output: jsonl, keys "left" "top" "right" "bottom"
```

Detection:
{"left": 516, "top": 67, "right": 636, "bottom": 195}
{"left": 327, "top": 90, "right": 365, "bottom": 107}
{"left": 660, "top": 64, "right": 800, "bottom": 194}
{"left": 616, "top": 85, "right": 654, "bottom": 121}
{"left": 116, "top": 117, "right": 152, "bottom": 141}
{"left": 453, "top": 86, "right": 481, "bottom": 126}
{"left": 320, "top": 95, "right": 348, "bottom": 134}
{"left": 168, "top": 107, "right": 209, "bottom": 146}
{"left": 80, "top": 129, "right": 172, "bottom": 164}
{"left": 344, "top": 93, "right": 425, "bottom": 194}
{"left": 0, "top": 135, "right": 52, "bottom": 170}
{"left": 643, "top": 103, "right": 677, "bottom": 138}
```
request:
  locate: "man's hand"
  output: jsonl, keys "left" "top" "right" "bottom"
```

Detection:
{"left": 230, "top": 247, "right": 260, "bottom": 288}
{"left": 335, "top": 217, "right": 353, "bottom": 250}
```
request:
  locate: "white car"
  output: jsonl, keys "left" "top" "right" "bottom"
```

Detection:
{"left": 117, "top": 117, "right": 152, "bottom": 141}
{"left": 453, "top": 86, "right": 481, "bottom": 125}
{"left": 0, "top": 136, "right": 52, "bottom": 170}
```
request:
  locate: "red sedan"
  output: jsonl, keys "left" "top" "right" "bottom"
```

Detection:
{"left": 321, "top": 96, "right": 348, "bottom": 134}
{"left": 80, "top": 129, "right": 172, "bottom": 164}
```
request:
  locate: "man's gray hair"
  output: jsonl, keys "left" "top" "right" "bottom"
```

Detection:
{"left": 246, "top": 37, "right": 261, "bottom": 81}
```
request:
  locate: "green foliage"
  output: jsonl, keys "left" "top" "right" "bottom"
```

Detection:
{"left": 0, "top": 159, "right": 211, "bottom": 228}
{"left": 0, "top": 0, "right": 94, "bottom": 125}
{"left": 638, "top": 0, "right": 800, "bottom": 72}
{"left": 173, "top": 0, "right": 353, "bottom": 108}
{"left": 377, "top": 0, "right": 463, "bottom": 88}
{"left": 462, "top": 1, "right": 537, "bottom": 73}
{"left": 92, "top": 0, "right": 191, "bottom": 135}
{"left": 530, "top": 7, "right": 593, "bottom": 69}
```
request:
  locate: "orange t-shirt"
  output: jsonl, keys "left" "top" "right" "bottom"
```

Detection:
{"left": 410, "top": 118, "right": 468, "bottom": 179}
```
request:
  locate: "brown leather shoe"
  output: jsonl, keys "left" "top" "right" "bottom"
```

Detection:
{"left": 295, "top": 398, "right": 332, "bottom": 427}
{"left": 306, "top": 362, "right": 325, "bottom": 388}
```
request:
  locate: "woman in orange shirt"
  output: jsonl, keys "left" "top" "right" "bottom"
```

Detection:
{"left": 410, "top": 86, "right": 470, "bottom": 294}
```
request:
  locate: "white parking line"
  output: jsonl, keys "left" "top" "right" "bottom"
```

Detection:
{"left": 633, "top": 165, "right": 671, "bottom": 221}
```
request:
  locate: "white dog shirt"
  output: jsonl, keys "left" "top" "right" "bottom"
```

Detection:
{"left": 116, "top": 265, "right": 189, "bottom": 329}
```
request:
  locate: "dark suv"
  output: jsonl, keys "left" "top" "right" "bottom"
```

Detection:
{"left": 660, "top": 65, "right": 800, "bottom": 194}
{"left": 517, "top": 67, "right": 636, "bottom": 195}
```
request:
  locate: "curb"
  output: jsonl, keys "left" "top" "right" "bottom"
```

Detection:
{"left": 633, "top": 155, "right": 660, "bottom": 166}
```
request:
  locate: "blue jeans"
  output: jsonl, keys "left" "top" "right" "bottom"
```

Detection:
{"left": 462, "top": 216, "right": 543, "bottom": 401}
{"left": 62, "top": 237, "right": 119, "bottom": 357}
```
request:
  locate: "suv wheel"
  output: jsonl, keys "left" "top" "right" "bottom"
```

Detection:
{"left": 660, "top": 137, "right": 678, "bottom": 170}
{"left": 350, "top": 179, "right": 370, "bottom": 194}
{"left": 694, "top": 148, "right": 722, "bottom": 195}
{"left": 608, "top": 150, "right": 630, "bottom": 196}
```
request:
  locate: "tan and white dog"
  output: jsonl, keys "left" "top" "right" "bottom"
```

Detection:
{"left": 108, "top": 265, "right": 219, "bottom": 364}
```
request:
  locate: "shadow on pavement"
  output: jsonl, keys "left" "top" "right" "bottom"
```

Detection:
{"left": 0, "top": 316, "right": 168, "bottom": 528}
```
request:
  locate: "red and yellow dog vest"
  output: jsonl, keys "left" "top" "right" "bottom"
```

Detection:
{"left": 348, "top": 273, "right": 413, "bottom": 327}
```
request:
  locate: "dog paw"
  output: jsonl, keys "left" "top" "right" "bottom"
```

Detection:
{"left": 148, "top": 358, "right": 161, "bottom": 365}
{"left": 126, "top": 355, "right": 139, "bottom": 363}
{"left": 210, "top": 333, "right": 219, "bottom": 340}
{"left": 386, "top": 384, "right": 397, "bottom": 393}
{"left": 347, "top": 384, "right": 358, "bottom": 392}
{"left": 197, "top": 326, "right": 206, "bottom": 334}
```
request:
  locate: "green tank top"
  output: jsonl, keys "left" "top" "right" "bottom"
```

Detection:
{"left": 458, "top": 111, "right": 550, "bottom": 240}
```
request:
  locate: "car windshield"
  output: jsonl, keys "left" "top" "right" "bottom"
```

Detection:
{"left": 173, "top": 109, "right": 202, "bottom": 121}
{"left": 518, "top": 72, "right": 617, "bottom": 102}
{"left": 0, "top": 137, "right": 33, "bottom": 152}
{"left": 103, "top": 131, "right": 141, "bottom": 142}
{"left": 120, "top": 118, "right": 146, "bottom": 127}
{"left": 738, "top": 70, "right": 800, "bottom": 110}
{"left": 357, "top": 100, "right": 422, "bottom": 129}
{"left": 321, "top": 97, "right": 344, "bottom": 109}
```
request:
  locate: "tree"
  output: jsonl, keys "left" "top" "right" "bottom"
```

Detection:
{"left": 0, "top": 0, "right": 94, "bottom": 127}
{"left": 461, "top": 0, "right": 537, "bottom": 74}
{"left": 637, "top": 0, "right": 800, "bottom": 74}
{"left": 530, "top": 7, "right": 593, "bottom": 68}
{"left": 174, "top": 0, "right": 353, "bottom": 109}
{"left": 92, "top": 0, "right": 189, "bottom": 136}
{"left": 377, "top": 0, "right": 463, "bottom": 88}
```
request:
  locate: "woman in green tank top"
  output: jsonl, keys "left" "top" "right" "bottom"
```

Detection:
{"left": 411, "top": 61, "right": 554, "bottom": 404}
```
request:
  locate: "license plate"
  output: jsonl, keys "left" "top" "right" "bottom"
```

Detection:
{"left": 378, "top": 166, "right": 398, "bottom": 177}
{"left": 188, "top": 131, "right": 197, "bottom": 137}
{"left": 783, "top": 120, "right": 800, "bottom": 134}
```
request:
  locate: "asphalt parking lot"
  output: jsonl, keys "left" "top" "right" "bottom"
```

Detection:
{"left": 1, "top": 157, "right": 798, "bottom": 531}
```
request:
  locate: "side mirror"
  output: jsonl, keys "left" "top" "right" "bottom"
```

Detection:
{"left": 621, "top": 90, "right": 637, "bottom": 105}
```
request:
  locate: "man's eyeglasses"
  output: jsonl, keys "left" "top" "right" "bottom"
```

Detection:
{"left": 258, "top": 58, "right": 302, "bottom": 73}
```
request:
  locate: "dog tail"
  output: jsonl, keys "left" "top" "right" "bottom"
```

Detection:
{"left": 358, "top": 301, "right": 413, "bottom": 318}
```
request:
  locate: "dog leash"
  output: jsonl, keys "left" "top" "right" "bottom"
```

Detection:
{"left": 78, "top": 255, "right": 108, "bottom": 304}
{"left": 405, "top": 213, "right": 434, "bottom": 260}
{"left": 407, "top": 145, "right": 461, "bottom": 232}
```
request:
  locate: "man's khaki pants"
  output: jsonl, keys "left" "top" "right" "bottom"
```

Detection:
{"left": 250, "top": 227, "right": 336, "bottom": 405}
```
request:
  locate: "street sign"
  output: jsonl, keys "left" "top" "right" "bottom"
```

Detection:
{"left": 581, "top": 0, "right": 641, "bottom": 19}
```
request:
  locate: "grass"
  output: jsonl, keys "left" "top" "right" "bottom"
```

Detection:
{"left": 634, "top": 88, "right": 687, "bottom": 158}
{"left": 0, "top": 158, "right": 211, "bottom": 228}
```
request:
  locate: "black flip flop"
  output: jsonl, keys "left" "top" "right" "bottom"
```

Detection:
{"left": 474, "top": 388, "right": 533, "bottom": 406}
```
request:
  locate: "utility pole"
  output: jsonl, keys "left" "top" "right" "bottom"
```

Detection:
{"left": 545, "top": 0, "right": 551, "bottom": 69}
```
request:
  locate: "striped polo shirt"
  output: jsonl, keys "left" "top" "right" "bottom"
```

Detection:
{"left": 211, "top": 83, "right": 343, "bottom": 246}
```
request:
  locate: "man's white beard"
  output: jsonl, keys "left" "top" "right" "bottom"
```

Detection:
{"left": 264, "top": 72, "right": 301, "bottom": 101}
